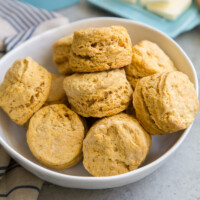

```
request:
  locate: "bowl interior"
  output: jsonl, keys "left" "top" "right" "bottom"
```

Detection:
{"left": 0, "top": 18, "right": 197, "bottom": 178}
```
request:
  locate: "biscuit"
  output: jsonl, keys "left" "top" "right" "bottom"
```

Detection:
{"left": 125, "top": 40, "right": 176, "bottom": 88}
{"left": 0, "top": 57, "right": 52, "bottom": 125}
{"left": 27, "top": 104, "right": 85, "bottom": 169}
{"left": 83, "top": 113, "right": 151, "bottom": 177}
{"left": 69, "top": 26, "right": 132, "bottom": 72}
{"left": 133, "top": 71, "right": 199, "bottom": 135}
{"left": 45, "top": 74, "right": 67, "bottom": 105}
{"left": 53, "top": 34, "right": 73, "bottom": 75}
{"left": 63, "top": 69, "right": 133, "bottom": 118}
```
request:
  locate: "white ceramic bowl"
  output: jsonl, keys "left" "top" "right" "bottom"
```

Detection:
{"left": 0, "top": 17, "right": 198, "bottom": 189}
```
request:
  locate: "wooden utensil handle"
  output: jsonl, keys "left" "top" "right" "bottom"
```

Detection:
{"left": 195, "top": 0, "right": 200, "bottom": 9}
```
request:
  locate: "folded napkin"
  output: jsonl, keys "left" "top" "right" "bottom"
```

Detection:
{"left": 0, "top": 0, "right": 69, "bottom": 57}
{"left": 0, "top": 0, "right": 69, "bottom": 199}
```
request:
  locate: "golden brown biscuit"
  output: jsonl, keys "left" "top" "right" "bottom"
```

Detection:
{"left": 27, "top": 104, "right": 85, "bottom": 169}
{"left": 69, "top": 26, "right": 132, "bottom": 72}
{"left": 25, "top": 74, "right": 68, "bottom": 128}
{"left": 52, "top": 34, "right": 73, "bottom": 75}
{"left": 63, "top": 69, "right": 133, "bottom": 118}
{"left": 125, "top": 40, "right": 176, "bottom": 88}
{"left": 45, "top": 74, "right": 67, "bottom": 105}
{"left": 83, "top": 113, "right": 151, "bottom": 177}
{"left": 0, "top": 57, "right": 51, "bottom": 125}
{"left": 133, "top": 71, "right": 199, "bottom": 135}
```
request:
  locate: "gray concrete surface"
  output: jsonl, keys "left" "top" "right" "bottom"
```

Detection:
{"left": 38, "top": 1, "right": 200, "bottom": 199}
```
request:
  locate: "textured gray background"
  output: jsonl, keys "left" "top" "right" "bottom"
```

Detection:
{"left": 38, "top": 1, "right": 200, "bottom": 199}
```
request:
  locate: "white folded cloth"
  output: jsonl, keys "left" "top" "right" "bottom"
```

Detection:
{"left": 0, "top": 0, "right": 68, "bottom": 56}
{"left": 0, "top": 0, "right": 69, "bottom": 199}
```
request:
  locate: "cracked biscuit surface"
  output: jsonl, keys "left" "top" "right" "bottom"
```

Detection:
{"left": 69, "top": 26, "right": 132, "bottom": 72}
{"left": 0, "top": 57, "right": 51, "bottom": 125}
{"left": 133, "top": 71, "right": 199, "bottom": 135}
{"left": 63, "top": 69, "right": 133, "bottom": 118}
{"left": 52, "top": 34, "right": 73, "bottom": 75}
{"left": 125, "top": 40, "right": 176, "bottom": 88}
{"left": 44, "top": 74, "right": 67, "bottom": 105}
{"left": 83, "top": 113, "right": 151, "bottom": 177}
{"left": 27, "top": 104, "right": 85, "bottom": 169}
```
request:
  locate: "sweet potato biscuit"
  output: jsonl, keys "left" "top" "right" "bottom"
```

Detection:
{"left": 0, "top": 57, "right": 51, "bottom": 125}
{"left": 27, "top": 104, "right": 85, "bottom": 169}
{"left": 83, "top": 113, "right": 151, "bottom": 177}
{"left": 69, "top": 26, "right": 132, "bottom": 72}
{"left": 63, "top": 69, "right": 133, "bottom": 118}
{"left": 45, "top": 74, "right": 67, "bottom": 105}
{"left": 53, "top": 34, "right": 73, "bottom": 75}
{"left": 133, "top": 71, "right": 199, "bottom": 135}
{"left": 125, "top": 40, "right": 176, "bottom": 88}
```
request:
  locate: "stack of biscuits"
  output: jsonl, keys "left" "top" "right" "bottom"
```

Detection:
{"left": 0, "top": 26, "right": 198, "bottom": 177}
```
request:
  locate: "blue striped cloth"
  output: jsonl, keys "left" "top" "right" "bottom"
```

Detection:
{"left": 0, "top": 0, "right": 68, "bottom": 56}
{"left": 0, "top": 0, "right": 69, "bottom": 199}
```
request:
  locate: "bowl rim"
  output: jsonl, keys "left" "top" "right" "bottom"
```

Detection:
{"left": 0, "top": 17, "right": 198, "bottom": 182}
